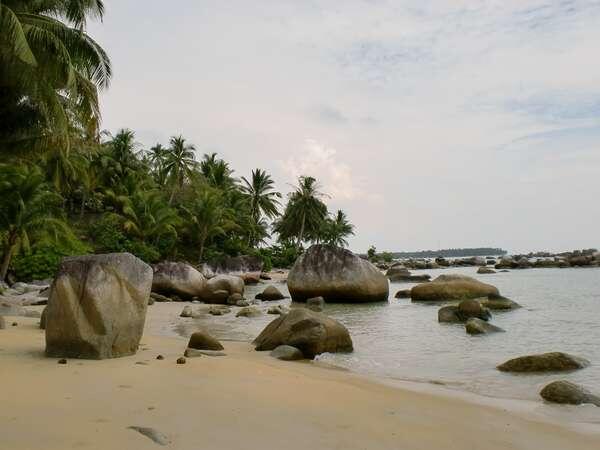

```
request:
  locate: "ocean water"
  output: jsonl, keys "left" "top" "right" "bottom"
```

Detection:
{"left": 169, "top": 266, "right": 600, "bottom": 412}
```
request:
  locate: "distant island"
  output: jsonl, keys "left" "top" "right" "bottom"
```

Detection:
{"left": 390, "top": 248, "right": 507, "bottom": 258}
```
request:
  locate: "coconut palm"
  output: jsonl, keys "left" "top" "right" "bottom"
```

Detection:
{"left": 0, "top": 0, "right": 111, "bottom": 153}
{"left": 241, "top": 169, "right": 281, "bottom": 222}
{"left": 164, "top": 136, "right": 196, "bottom": 205}
{"left": 0, "top": 163, "right": 71, "bottom": 280}
{"left": 199, "top": 152, "right": 236, "bottom": 190}
{"left": 321, "top": 210, "right": 354, "bottom": 247}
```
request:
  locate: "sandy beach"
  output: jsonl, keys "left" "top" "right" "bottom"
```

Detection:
{"left": 1, "top": 305, "right": 599, "bottom": 450}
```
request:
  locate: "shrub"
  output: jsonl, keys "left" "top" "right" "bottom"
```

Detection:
{"left": 12, "top": 240, "right": 91, "bottom": 281}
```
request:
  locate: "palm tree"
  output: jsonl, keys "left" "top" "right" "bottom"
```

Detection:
{"left": 147, "top": 143, "right": 169, "bottom": 185}
{"left": 0, "top": 0, "right": 111, "bottom": 153}
{"left": 241, "top": 169, "right": 281, "bottom": 222}
{"left": 121, "top": 191, "right": 180, "bottom": 244}
{"left": 181, "top": 190, "right": 236, "bottom": 261}
{"left": 0, "top": 163, "right": 71, "bottom": 280}
{"left": 199, "top": 152, "right": 236, "bottom": 190}
{"left": 322, "top": 210, "right": 354, "bottom": 247}
{"left": 164, "top": 136, "right": 197, "bottom": 205}
{"left": 275, "top": 176, "right": 327, "bottom": 246}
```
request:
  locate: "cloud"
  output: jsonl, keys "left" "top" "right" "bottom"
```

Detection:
{"left": 309, "top": 104, "right": 349, "bottom": 124}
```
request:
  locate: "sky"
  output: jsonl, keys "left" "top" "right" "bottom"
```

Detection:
{"left": 89, "top": 0, "right": 600, "bottom": 254}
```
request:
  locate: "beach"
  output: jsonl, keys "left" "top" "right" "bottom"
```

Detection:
{"left": 1, "top": 306, "right": 599, "bottom": 450}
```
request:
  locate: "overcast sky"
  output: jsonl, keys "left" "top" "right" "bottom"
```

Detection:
{"left": 90, "top": 0, "right": 600, "bottom": 254}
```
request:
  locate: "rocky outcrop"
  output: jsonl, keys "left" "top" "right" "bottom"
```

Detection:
{"left": 497, "top": 352, "right": 590, "bottom": 373}
{"left": 187, "top": 331, "right": 224, "bottom": 351}
{"left": 540, "top": 381, "right": 600, "bottom": 406}
{"left": 465, "top": 318, "right": 504, "bottom": 335}
{"left": 255, "top": 285, "right": 285, "bottom": 301}
{"left": 287, "top": 245, "right": 389, "bottom": 303}
{"left": 480, "top": 294, "right": 521, "bottom": 310}
{"left": 200, "top": 275, "right": 244, "bottom": 304}
{"left": 411, "top": 274, "right": 499, "bottom": 302}
{"left": 477, "top": 267, "right": 496, "bottom": 274}
{"left": 270, "top": 345, "right": 304, "bottom": 361}
{"left": 438, "top": 299, "right": 491, "bottom": 323}
{"left": 151, "top": 262, "right": 206, "bottom": 299}
{"left": 385, "top": 266, "right": 431, "bottom": 283}
{"left": 45, "top": 253, "right": 152, "bottom": 359}
{"left": 254, "top": 308, "right": 353, "bottom": 358}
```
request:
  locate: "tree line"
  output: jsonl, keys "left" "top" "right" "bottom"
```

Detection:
{"left": 0, "top": 1, "right": 354, "bottom": 282}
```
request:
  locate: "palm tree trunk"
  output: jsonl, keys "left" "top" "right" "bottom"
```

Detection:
{"left": 0, "top": 241, "right": 15, "bottom": 282}
{"left": 297, "top": 212, "right": 306, "bottom": 247}
{"left": 168, "top": 188, "right": 176, "bottom": 206}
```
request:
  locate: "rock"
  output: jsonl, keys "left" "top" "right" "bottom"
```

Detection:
{"left": 151, "top": 261, "right": 206, "bottom": 299}
{"left": 40, "top": 307, "right": 47, "bottom": 329}
{"left": 270, "top": 345, "right": 304, "bottom": 361}
{"left": 58, "top": 358, "right": 67, "bottom": 364}
{"left": 458, "top": 299, "right": 491, "bottom": 321}
{"left": 255, "top": 285, "right": 286, "bottom": 301}
{"left": 128, "top": 426, "right": 170, "bottom": 446}
{"left": 236, "top": 299, "right": 250, "bottom": 307}
{"left": 260, "top": 273, "right": 272, "bottom": 280}
{"left": 200, "top": 275, "right": 244, "bottom": 304}
{"left": 12, "top": 321, "right": 17, "bottom": 326}
{"left": 176, "top": 357, "right": 186, "bottom": 364}
{"left": 306, "top": 296, "right": 325, "bottom": 312}
{"left": 438, "top": 306, "right": 462, "bottom": 323}
{"left": 147, "top": 296, "right": 155, "bottom": 305}
{"left": 236, "top": 306, "right": 262, "bottom": 318}
{"left": 497, "top": 352, "right": 590, "bottom": 373}
{"left": 226, "top": 293, "right": 244, "bottom": 305}
{"left": 150, "top": 292, "right": 171, "bottom": 303}
{"left": 386, "top": 266, "right": 431, "bottom": 282}
{"left": 180, "top": 305, "right": 193, "bottom": 317}
{"left": 156, "top": 355, "right": 164, "bottom": 360}
{"left": 208, "top": 305, "right": 231, "bottom": 316}
{"left": 394, "top": 289, "right": 411, "bottom": 298}
{"left": 480, "top": 294, "right": 521, "bottom": 310}
{"left": 187, "top": 331, "right": 224, "bottom": 351}
{"left": 267, "top": 305, "right": 287, "bottom": 315}
{"left": 240, "top": 273, "right": 260, "bottom": 285}
{"left": 45, "top": 253, "right": 153, "bottom": 359}
{"left": 185, "top": 348, "right": 226, "bottom": 357}
{"left": 477, "top": 267, "right": 496, "bottom": 274}
{"left": 540, "top": 381, "right": 600, "bottom": 406}
{"left": 465, "top": 318, "right": 504, "bottom": 335}
{"left": 0, "top": 316, "right": 5, "bottom": 329}
{"left": 411, "top": 274, "right": 499, "bottom": 302}
{"left": 288, "top": 245, "right": 389, "bottom": 303}
{"left": 11, "top": 282, "right": 47, "bottom": 295}
{"left": 200, "top": 255, "right": 263, "bottom": 277}
{"left": 254, "top": 308, "right": 353, "bottom": 359}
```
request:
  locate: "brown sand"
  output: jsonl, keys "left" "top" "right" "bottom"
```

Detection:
{"left": 1, "top": 313, "right": 599, "bottom": 450}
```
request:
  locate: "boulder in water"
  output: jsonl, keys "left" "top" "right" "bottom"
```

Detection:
{"left": 477, "top": 267, "right": 496, "bottom": 274}
{"left": 497, "top": 352, "right": 590, "bottom": 373}
{"left": 306, "top": 296, "right": 325, "bottom": 312}
{"left": 287, "top": 245, "right": 389, "bottom": 303}
{"left": 465, "top": 318, "right": 504, "bottom": 335}
{"left": 254, "top": 308, "right": 353, "bottom": 359}
{"left": 236, "top": 306, "right": 262, "bottom": 318}
{"left": 540, "top": 381, "right": 600, "bottom": 406}
{"left": 270, "top": 345, "right": 304, "bottom": 361}
{"left": 411, "top": 274, "right": 499, "bottom": 302}
{"left": 45, "top": 253, "right": 152, "bottom": 359}
{"left": 480, "top": 294, "right": 521, "bottom": 310}
{"left": 200, "top": 275, "right": 244, "bottom": 304}
{"left": 180, "top": 305, "right": 193, "bottom": 317}
{"left": 255, "top": 285, "right": 286, "bottom": 301}
{"left": 394, "top": 289, "right": 412, "bottom": 299}
{"left": 152, "top": 261, "right": 206, "bottom": 299}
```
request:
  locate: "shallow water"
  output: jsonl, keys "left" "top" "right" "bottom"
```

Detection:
{"left": 166, "top": 267, "right": 600, "bottom": 413}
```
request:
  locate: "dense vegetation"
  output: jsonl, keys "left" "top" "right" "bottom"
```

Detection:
{"left": 0, "top": 1, "right": 354, "bottom": 281}
{"left": 388, "top": 248, "right": 507, "bottom": 259}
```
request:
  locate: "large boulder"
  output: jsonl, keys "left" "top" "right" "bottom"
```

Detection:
{"left": 200, "top": 275, "right": 244, "bottom": 304}
{"left": 187, "top": 331, "right": 224, "bottom": 351}
{"left": 437, "top": 299, "right": 491, "bottom": 323}
{"left": 411, "top": 274, "right": 499, "bottom": 302}
{"left": 45, "top": 253, "right": 152, "bottom": 359}
{"left": 386, "top": 266, "right": 431, "bottom": 283}
{"left": 540, "top": 381, "right": 600, "bottom": 406}
{"left": 287, "top": 245, "right": 389, "bottom": 303}
{"left": 497, "top": 352, "right": 590, "bottom": 373}
{"left": 254, "top": 308, "right": 353, "bottom": 359}
{"left": 151, "top": 262, "right": 206, "bottom": 299}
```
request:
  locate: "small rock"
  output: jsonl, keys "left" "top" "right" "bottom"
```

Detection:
{"left": 156, "top": 355, "right": 164, "bottom": 360}
{"left": 227, "top": 293, "right": 244, "bottom": 305}
{"left": 128, "top": 426, "right": 170, "bottom": 446}
{"left": 394, "top": 289, "right": 411, "bottom": 299}
{"left": 267, "top": 305, "right": 287, "bottom": 315}
{"left": 180, "top": 305, "right": 193, "bottom": 317}
{"left": 260, "top": 273, "right": 272, "bottom": 280}
{"left": 480, "top": 294, "right": 521, "bottom": 310}
{"left": 58, "top": 359, "right": 67, "bottom": 364}
{"left": 270, "top": 345, "right": 304, "bottom": 361}
{"left": 208, "top": 305, "right": 231, "bottom": 316}
{"left": 306, "top": 296, "right": 325, "bottom": 312}
{"left": 236, "top": 300, "right": 250, "bottom": 307}
{"left": 498, "top": 352, "right": 590, "bottom": 373}
{"left": 465, "top": 318, "right": 504, "bottom": 335}
{"left": 438, "top": 306, "right": 462, "bottom": 323}
{"left": 236, "top": 306, "right": 262, "bottom": 318}
{"left": 176, "top": 357, "right": 186, "bottom": 364}
{"left": 150, "top": 292, "right": 171, "bottom": 303}
{"left": 12, "top": 322, "right": 17, "bottom": 327}
{"left": 187, "top": 331, "right": 224, "bottom": 351}
{"left": 458, "top": 299, "right": 491, "bottom": 321}
{"left": 477, "top": 267, "right": 496, "bottom": 274}
{"left": 540, "top": 380, "right": 600, "bottom": 406}
{"left": 255, "top": 285, "right": 286, "bottom": 301}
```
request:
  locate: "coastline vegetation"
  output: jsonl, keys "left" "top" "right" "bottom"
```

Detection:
{"left": 0, "top": 1, "right": 354, "bottom": 282}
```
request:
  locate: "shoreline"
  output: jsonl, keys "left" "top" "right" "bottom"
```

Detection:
{"left": 1, "top": 314, "right": 599, "bottom": 449}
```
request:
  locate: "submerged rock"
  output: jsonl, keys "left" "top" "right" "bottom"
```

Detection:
{"left": 480, "top": 294, "right": 521, "bottom": 310}
{"left": 477, "top": 267, "right": 496, "bottom": 274}
{"left": 412, "top": 274, "right": 499, "bottom": 302}
{"left": 180, "top": 305, "right": 193, "bottom": 317}
{"left": 386, "top": 266, "right": 431, "bottom": 283}
{"left": 254, "top": 308, "right": 353, "bottom": 359}
{"left": 267, "top": 305, "right": 287, "bottom": 315}
{"left": 201, "top": 274, "right": 244, "bottom": 304}
{"left": 287, "top": 244, "right": 389, "bottom": 303}
{"left": 236, "top": 306, "right": 262, "bottom": 318}
{"left": 540, "top": 381, "right": 600, "bottom": 406}
{"left": 187, "top": 331, "right": 224, "bottom": 351}
{"left": 45, "top": 253, "right": 152, "bottom": 359}
{"left": 497, "top": 352, "right": 590, "bottom": 373}
{"left": 465, "top": 318, "right": 504, "bottom": 335}
{"left": 438, "top": 306, "right": 463, "bottom": 323}
{"left": 270, "top": 345, "right": 304, "bottom": 361}
{"left": 394, "top": 289, "right": 411, "bottom": 299}
{"left": 306, "top": 296, "right": 325, "bottom": 312}
{"left": 255, "top": 285, "right": 285, "bottom": 301}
